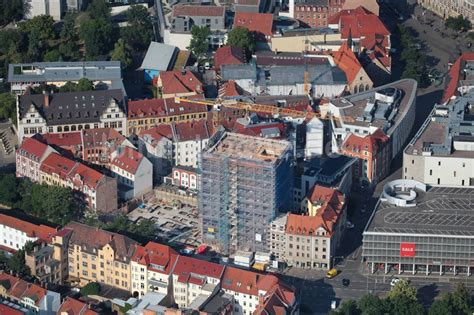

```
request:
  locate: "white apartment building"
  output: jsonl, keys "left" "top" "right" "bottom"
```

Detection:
{"left": 27, "top": 0, "right": 62, "bottom": 21}
{"left": 0, "top": 213, "right": 57, "bottom": 253}
{"left": 130, "top": 242, "right": 178, "bottom": 298}
{"left": 110, "top": 146, "right": 153, "bottom": 200}
{"left": 171, "top": 256, "right": 224, "bottom": 308}
{"left": 16, "top": 137, "right": 56, "bottom": 182}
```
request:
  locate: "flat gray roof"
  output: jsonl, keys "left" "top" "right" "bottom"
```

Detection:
{"left": 8, "top": 61, "right": 122, "bottom": 83}
{"left": 366, "top": 186, "right": 474, "bottom": 236}
{"left": 140, "top": 42, "right": 177, "bottom": 71}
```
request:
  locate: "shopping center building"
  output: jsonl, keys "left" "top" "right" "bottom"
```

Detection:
{"left": 362, "top": 179, "right": 474, "bottom": 276}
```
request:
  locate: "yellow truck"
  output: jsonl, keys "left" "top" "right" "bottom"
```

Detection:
{"left": 326, "top": 268, "right": 338, "bottom": 279}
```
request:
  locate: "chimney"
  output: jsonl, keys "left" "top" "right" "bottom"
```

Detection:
{"left": 44, "top": 93, "right": 50, "bottom": 108}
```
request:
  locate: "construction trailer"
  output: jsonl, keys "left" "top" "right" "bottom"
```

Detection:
{"left": 199, "top": 130, "right": 294, "bottom": 256}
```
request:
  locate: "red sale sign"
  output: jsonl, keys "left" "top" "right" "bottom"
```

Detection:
{"left": 400, "top": 243, "right": 416, "bottom": 257}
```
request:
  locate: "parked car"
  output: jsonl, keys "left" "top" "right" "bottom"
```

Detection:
{"left": 342, "top": 278, "right": 350, "bottom": 287}
{"left": 331, "top": 300, "right": 337, "bottom": 310}
{"left": 346, "top": 221, "right": 355, "bottom": 229}
{"left": 390, "top": 278, "right": 401, "bottom": 287}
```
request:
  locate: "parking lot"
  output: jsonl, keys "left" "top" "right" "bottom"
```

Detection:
{"left": 127, "top": 197, "right": 201, "bottom": 247}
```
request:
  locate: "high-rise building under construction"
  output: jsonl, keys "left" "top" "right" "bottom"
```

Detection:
{"left": 199, "top": 131, "right": 294, "bottom": 255}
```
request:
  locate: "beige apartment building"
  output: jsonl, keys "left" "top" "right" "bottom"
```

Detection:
{"left": 60, "top": 222, "right": 138, "bottom": 291}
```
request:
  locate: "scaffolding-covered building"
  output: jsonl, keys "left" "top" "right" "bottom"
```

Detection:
{"left": 199, "top": 131, "right": 294, "bottom": 255}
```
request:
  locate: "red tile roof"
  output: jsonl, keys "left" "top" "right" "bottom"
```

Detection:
{"left": 172, "top": 255, "right": 225, "bottom": 280}
{"left": 17, "top": 137, "right": 50, "bottom": 162}
{"left": 329, "top": 6, "right": 389, "bottom": 39}
{"left": 331, "top": 42, "right": 363, "bottom": 84}
{"left": 82, "top": 128, "right": 126, "bottom": 148}
{"left": 173, "top": 120, "right": 211, "bottom": 142}
{"left": 218, "top": 80, "right": 250, "bottom": 97}
{"left": 441, "top": 52, "right": 474, "bottom": 104}
{"left": 173, "top": 5, "right": 225, "bottom": 17}
{"left": 0, "top": 272, "right": 49, "bottom": 307}
{"left": 234, "top": 12, "right": 274, "bottom": 37}
{"left": 138, "top": 124, "right": 173, "bottom": 147}
{"left": 0, "top": 213, "right": 57, "bottom": 242}
{"left": 222, "top": 266, "right": 262, "bottom": 295}
{"left": 214, "top": 46, "right": 245, "bottom": 72}
{"left": 37, "top": 132, "right": 82, "bottom": 148}
{"left": 254, "top": 281, "right": 296, "bottom": 315}
{"left": 342, "top": 128, "right": 389, "bottom": 155}
{"left": 0, "top": 304, "right": 24, "bottom": 315}
{"left": 286, "top": 186, "right": 345, "bottom": 236}
{"left": 110, "top": 146, "right": 145, "bottom": 175}
{"left": 158, "top": 71, "right": 203, "bottom": 95}
{"left": 57, "top": 297, "right": 99, "bottom": 315}
{"left": 128, "top": 98, "right": 207, "bottom": 119}
{"left": 233, "top": 121, "right": 286, "bottom": 139}
{"left": 132, "top": 242, "right": 178, "bottom": 275}
{"left": 40, "top": 152, "right": 105, "bottom": 189}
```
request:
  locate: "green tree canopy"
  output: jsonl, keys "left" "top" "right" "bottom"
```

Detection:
{"left": 80, "top": 282, "right": 101, "bottom": 296}
{"left": 0, "top": 0, "right": 25, "bottom": 26}
{"left": 226, "top": 27, "right": 255, "bottom": 55}
{"left": 59, "top": 13, "right": 80, "bottom": 60}
{"left": 20, "top": 15, "right": 55, "bottom": 41}
{"left": 8, "top": 248, "right": 31, "bottom": 277}
{"left": 121, "top": 5, "right": 153, "bottom": 49}
{"left": 111, "top": 38, "right": 132, "bottom": 70}
{"left": 446, "top": 15, "right": 472, "bottom": 31}
{"left": 76, "top": 78, "right": 94, "bottom": 91}
{"left": 80, "top": 17, "right": 114, "bottom": 58}
{"left": 87, "top": 0, "right": 110, "bottom": 19}
{"left": 388, "top": 279, "right": 417, "bottom": 301}
{"left": 188, "top": 26, "right": 210, "bottom": 60}
{"left": 0, "top": 173, "right": 20, "bottom": 206}
{"left": 0, "top": 93, "right": 17, "bottom": 125}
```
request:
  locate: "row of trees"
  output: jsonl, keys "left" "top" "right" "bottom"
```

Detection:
{"left": 445, "top": 15, "right": 472, "bottom": 32}
{"left": 0, "top": 173, "right": 81, "bottom": 225}
{"left": 0, "top": 0, "right": 153, "bottom": 78}
{"left": 188, "top": 26, "right": 255, "bottom": 61}
{"left": 330, "top": 280, "right": 472, "bottom": 315}
{"left": 398, "top": 25, "right": 430, "bottom": 87}
{"left": 0, "top": 0, "right": 25, "bottom": 26}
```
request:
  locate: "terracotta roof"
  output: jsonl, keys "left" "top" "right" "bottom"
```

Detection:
{"left": 218, "top": 80, "right": 250, "bottom": 97}
{"left": 331, "top": 42, "right": 363, "bottom": 84}
{"left": 158, "top": 70, "right": 203, "bottom": 95}
{"left": 16, "top": 137, "right": 50, "bottom": 162}
{"left": 0, "top": 213, "right": 57, "bottom": 242}
{"left": 172, "top": 255, "right": 225, "bottom": 280}
{"left": 0, "top": 272, "right": 49, "bottom": 307}
{"left": 329, "top": 6, "right": 389, "bottom": 39}
{"left": 342, "top": 128, "right": 389, "bottom": 154}
{"left": 82, "top": 128, "right": 126, "bottom": 148}
{"left": 64, "top": 222, "right": 138, "bottom": 262}
{"left": 110, "top": 146, "right": 145, "bottom": 175}
{"left": 36, "top": 132, "right": 82, "bottom": 148}
{"left": 173, "top": 4, "right": 225, "bottom": 17}
{"left": 138, "top": 124, "right": 173, "bottom": 147}
{"left": 254, "top": 281, "right": 296, "bottom": 315}
{"left": 40, "top": 152, "right": 105, "bottom": 189}
{"left": 234, "top": 12, "right": 274, "bottom": 37}
{"left": 173, "top": 120, "right": 210, "bottom": 142}
{"left": 132, "top": 242, "right": 178, "bottom": 275}
{"left": 286, "top": 186, "right": 345, "bottom": 236}
{"left": 58, "top": 297, "right": 99, "bottom": 315}
{"left": 441, "top": 52, "right": 474, "bottom": 104}
{"left": 128, "top": 98, "right": 207, "bottom": 119}
{"left": 214, "top": 46, "right": 245, "bottom": 72}
{"left": 221, "top": 266, "right": 262, "bottom": 295}
{"left": 233, "top": 121, "right": 286, "bottom": 139}
{"left": 0, "top": 304, "right": 24, "bottom": 315}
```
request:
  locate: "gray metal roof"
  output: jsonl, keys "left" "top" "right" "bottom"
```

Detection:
{"left": 264, "top": 64, "right": 347, "bottom": 86}
{"left": 8, "top": 61, "right": 122, "bottom": 83}
{"left": 18, "top": 89, "right": 125, "bottom": 126}
{"left": 221, "top": 63, "right": 257, "bottom": 81}
{"left": 140, "top": 42, "right": 178, "bottom": 71}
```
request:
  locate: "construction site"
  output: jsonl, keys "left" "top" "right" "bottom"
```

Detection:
{"left": 199, "top": 130, "right": 294, "bottom": 255}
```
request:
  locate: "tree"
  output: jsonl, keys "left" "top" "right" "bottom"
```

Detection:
{"left": 80, "top": 282, "right": 101, "bottom": 296}
{"left": 188, "top": 25, "right": 210, "bottom": 60}
{"left": 20, "top": 15, "right": 55, "bottom": 41}
{"left": 76, "top": 78, "right": 94, "bottom": 91}
{"left": 336, "top": 300, "right": 360, "bottom": 315}
{"left": 44, "top": 49, "right": 61, "bottom": 62}
{"left": 358, "top": 294, "right": 387, "bottom": 315}
{"left": 451, "top": 283, "right": 472, "bottom": 315}
{"left": 8, "top": 248, "right": 31, "bottom": 277}
{"left": 129, "top": 219, "right": 156, "bottom": 241}
{"left": 80, "top": 17, "right": 114, "bottom": 58}
{"left": 0, "top": 0, "right": 25, "bottom": 26}
{"left": 0, "top": 92, "right": 17, "bottom": 124}
{"left": 227, "top": 27, "right": 255, "bottom": 55}
{"left": 121, "top": 5, "right": 153, "bottom": 49}
{"left": 389, "top": 295, "right": 425, "bottom": 315}
{"left": 0, "top": 173, "right": 19, "bottom": 206}
{"left": 446, "top": 15, "right": 472, "bottom": 31}
{"left": 111, "top": 39, "right": 132, "bottom": 70}
{"left": 429, "top": 297, "right": 454, "bottom": 315}
{"left": 59, "top": 81, "right": 79, "bottom": 93}
{"left": 388, "top": 279, "right": 417, "bottom": 301}
{"left": 59, "top": 13, "right": 80, "bottom": 60}
{"left": 88, "top": 0, "right": 110, "bottom": 20}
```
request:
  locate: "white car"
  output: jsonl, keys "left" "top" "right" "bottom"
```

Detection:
{"left": 390, "top": 278, "right": 401, "bottom": 287}
{"left": 331, "top": 300, "right": 337, "bottom": 310}
{"left": 346, "top": 221, "right": 355, "bottom": 229}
